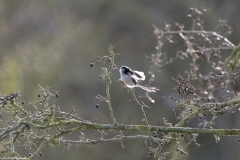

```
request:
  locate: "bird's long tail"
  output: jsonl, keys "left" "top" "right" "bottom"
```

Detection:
{"left": 137, "top": 83, "right": 159, "bottom": 92}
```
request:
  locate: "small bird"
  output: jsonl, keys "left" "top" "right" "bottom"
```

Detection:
{"left": 120, "top": 66, "right": 158, "bottom": 92}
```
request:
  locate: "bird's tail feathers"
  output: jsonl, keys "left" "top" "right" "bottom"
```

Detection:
{"left": 137, "top": 83, "right": 159, "bottom": 92}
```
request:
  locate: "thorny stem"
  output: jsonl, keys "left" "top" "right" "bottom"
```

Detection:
{"left": 61, "top": 135, "right": 157, "bottom": 145}
{"left": 105, "top": 68, "right": 118, "bottom": 125}
{"left": 102, "top": 45, "right": 118, "bottom": 125}
{"left": 4, "top": 121, "right": 240, "bottom": 140}
{"left": 29, "top": 142, "right": 46, "bottom": 159}
{"left": 159, "top": 29, "right": 235, "bottom": 47}
{"left": 4, "top": 120, "right": 240, "bottom": 139}
{"left": 131, "top": 89, "right": 149, "bottom": 126}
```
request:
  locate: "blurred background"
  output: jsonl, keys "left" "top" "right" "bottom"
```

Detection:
{"left": 0, "top": 0, "right": 240, "bottom": 159}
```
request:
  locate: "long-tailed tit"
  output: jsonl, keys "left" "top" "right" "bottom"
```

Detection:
{"left": 120, "top": 66, "right": 158, "bottom": 92}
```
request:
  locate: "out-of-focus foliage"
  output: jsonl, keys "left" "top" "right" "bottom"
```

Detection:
{"left": 0, "top": 0, "right": 239, "bottom": 160}
{"left": 225, "top": 43, "right": 240, "bottom": 72}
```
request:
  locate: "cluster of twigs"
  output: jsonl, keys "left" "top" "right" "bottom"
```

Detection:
{"left": 145, "top": 7, "right": 240, "bottom": 159}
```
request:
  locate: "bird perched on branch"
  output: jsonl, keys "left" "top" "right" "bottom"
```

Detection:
{"left": 119, "top": 66, "right": 159, "bottom": 92}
